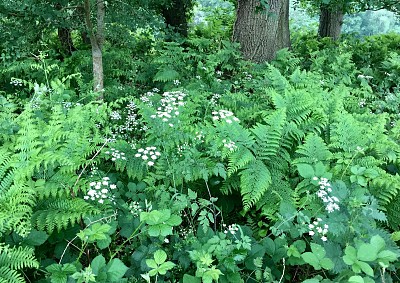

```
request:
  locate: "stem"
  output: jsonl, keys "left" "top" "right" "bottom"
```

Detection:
{"left": 205, "top": 180, "right": 217, "bottom": 231}
{"left": 110, "top": 221, "right": 144, "bottom": 259}
{"left": 278, "top": 258, "right": 285, "bottom": 283}
{"left": 341, "top": 150, "right": 361, "bottom": 180}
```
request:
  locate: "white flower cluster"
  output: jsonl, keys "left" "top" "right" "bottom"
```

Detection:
{"left": 358, "top": 74, "right": 373, "bottom": 79}
{"left": 89, "top": 165, "right": 98, "bottom": 178}
{"left": 223, "top": 223, "right": 239, "bottom": 235}
{"left": 110, "top": 111, "right": 122, "bottom": 120}
{"left": 10, "top": 78, "right": 23, "bottom": 86}
{"left": 173, "top": 79, "right": 181, "bottom": 86}
{"left": 212, "top": 110, "right": 240, "bottom": 124}
{"left": 195, "top": 131, "right": 205, "bottom": 143}
{"left": 177, "top": 143, "right": 190, "bottom": 157}
{"left": 216, "top": 70, "right": 223, "bottom": 76}
{"left": 210, "top": 93, "right": 221, "bottom": 105}
{"left": 150, "top": 91, "right": 186, "bottom": 125}
{"left": 223, "top": 139, "right": 237, "bottom": 151}
{"left": 308, "top": 218, "right": 328, "bottom": 242}
{"left": 84, "top": 177, "right": 117, "bottom": 204}
{"left": 313, "top": 177, "right": 340, "bottom": 213}
{"left": 134, "top": 146, "right": 161, "bottom": 166}
{"left": 128, "top": 201, "right": 143, "bottom": 216}
{"left": 359, "top": 99, "right": 366, "bottom": 108}
{"left": 243, "top": 71, "right": 252, "bottom": 80}
{"left": 140, "top": 90, "right": 157, "bottom": 106}
{"left": 105, "top": 148, "right": 126, "bottom": 161}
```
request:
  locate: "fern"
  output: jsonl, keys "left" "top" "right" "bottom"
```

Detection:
{"left": 32, "top": 198, "right": 99, "bottom": 234}
{"left": 294, "top": 134, "right": 332, "bottom": 165}
{"left": 240, "top": 160, "right": 272, "bottom": 211}
{"left": 251, "top": 109, "right": 286, "bottom": 161}
{"left": 0, "top": 244, "right": 39, "bottom": 283}
{"left": 227, "top": 147, "right": 255, "bottom": 176}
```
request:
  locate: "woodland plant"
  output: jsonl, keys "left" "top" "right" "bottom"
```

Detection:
{"left": 1, "top": 29, "right": 400, "bottom": 283}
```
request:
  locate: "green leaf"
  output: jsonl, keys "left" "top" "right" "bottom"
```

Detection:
{"left": 106, "top": 258, "right": 128, "bottom": 281}
{"left": 154, "top": 250, "right": 167, "bottom": 265}
{"left": 370, "top": 235, "right": 385, "bottom": 252}
{"left": 320, "top": 258, "right": 334, "bottom": 270}
{"left": 188, "top": 189, "right": 197, "bottom": 200}
{"left": 297, "top": 164, "right": 315, "bottom": 178}
{"left": 357, "top": 261, "right": 374, "bottom": 277}
{"left": 343, "top": 246, "right": 357, "bottom": 265}
{"left": 23, "top": 230, "right": 48, "bottom": 246}
{"left": 146, "top": 259, "right": 158, "bottom": 269}
{"left": 91, "top": 255, "right": 106, "bottom": 275}
{"left": 301, "top": 252, "right": 320, "bottom": 269}
{"left": 153, "top": 67, "right": 180, "bottom": 82}
{"left": 157, "top": 261, "right": 175, "bottom": 275}
{"left": 377, "top": 250, "right": 398, "bottom": 262}
{"left": 183, "top": 274, "right": 201, "bottom": 283}
{"left": 357, "top": 244, "right": 378, "bottom": 261}
{"left": 166, "top": 214, "right": 182, "bottom": 226}
{"left": 310, "top": 243, "right": 326, "bottom": 259}
{"left": 348, "top": 276, "right": 364, "bottom": 283}
{"left": 97, "top": 236, "right": 112, "bottom": 250}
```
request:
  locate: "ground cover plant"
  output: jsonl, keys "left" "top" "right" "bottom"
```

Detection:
{"left": 1, "top": 1, "right": 400, "bottom": 282}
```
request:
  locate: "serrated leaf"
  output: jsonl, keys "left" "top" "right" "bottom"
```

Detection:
{"left": 106, "top": 258, "right": 128, "bottom": 281}
{"left": 91, "top": 255, "right": 106, "bottom": 275}
{"left": 357, "top": 244, "right": 378, "bottom": 261}
{"left": 154, "top": 250, "right": 167, "bottom": 265}
{"left": 158, "top": 261, "right": 175, "bottom": 274}
{"left": 320, "top": 257, "right": 334, "bottom": 270}
{"left": 343, "top": 246, "right": 357, "bottom": 265}
{"left": 301, "top": 252, "right": 320, "bottom": 269}
{"left": 166, "top": 214, "right": 182, "bottom": 226}
{"left": 310, "top": 243, "right": 326, "bottom": 259}
{"left": 370, "top": 235, "right": 385, "bottom": 252}
{"left": 377, "top": 250, "right": 398, "bottom": 262}
{"left": 146, "top": 259, "right": 158, "bottom": 269}
{"left": 357, "top": 261, "right": 374, "bottom": 277}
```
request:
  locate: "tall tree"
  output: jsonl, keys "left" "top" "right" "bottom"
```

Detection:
{"left": 302, "top": 0, "right": 400, "bottom": 39}
{"left": 318, "top": 3, "right": 344, "bottom": 39}
{"left": 84, "top": 0, "right": 105, "bottom": 97}
{"left": 232, "top": 0, "right": 290, "bottom": 63}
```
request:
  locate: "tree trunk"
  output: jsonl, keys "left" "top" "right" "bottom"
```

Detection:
{"left": 232, "top": 0, "right": 290, "bottom": 63}
{"left": 318, "top": 5, "right": 344, "bottom": 40}
{"left": 57, "top": 27, "right": 76, "bottom": 56}
{"left": 84, "top": 0, "right": 105, "bottom": 99}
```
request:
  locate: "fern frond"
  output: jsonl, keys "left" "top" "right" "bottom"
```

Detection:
{"left": 0, "top": 244, "right": 38, "bottom": 283}
{"left": 0, "top": 245, "right": 39, "bottom": 270}
{"left": 227, "top": 147, "right": 255, "bottom": 176}
{"left": 294, "top": 134, "right": 332, "bottom": 165}
{"left": 251, "top": 109, "right": 286, "bottom": 161}
{"left": 32, "top": 198, "right": 99, "bottom": 234}
{"left": 0, "top": 267, "right": 25, "bottom": 283}
{"left": 371, "top": 171, "right": 400, "bottom": 206}
{"left": 240, "top": 160, "right": 272, "bottom": 211}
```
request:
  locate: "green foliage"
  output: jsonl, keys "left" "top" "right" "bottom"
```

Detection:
{"left": 2, "top": 13, "right": 400, "bottom": 282}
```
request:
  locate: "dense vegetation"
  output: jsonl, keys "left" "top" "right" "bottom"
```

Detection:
{"left": 1, "top": 0, "right": 400, "bottom": 282}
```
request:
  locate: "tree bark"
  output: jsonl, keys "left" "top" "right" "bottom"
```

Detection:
{"left": 84, "top": 0, "right": 105, "bottom": 99}
{"left": 318, "top": 5, "right": 344, "bottom": 40}
{"left": 232, "top": 0, "right": 290, "bottom": 63}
